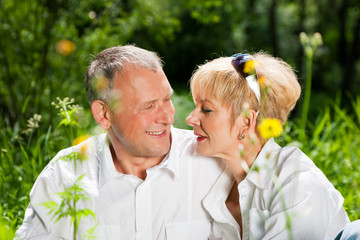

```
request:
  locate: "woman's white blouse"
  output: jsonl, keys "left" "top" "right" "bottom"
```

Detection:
{"left": 203, "top": 138, "right": 349, "bottom": 240}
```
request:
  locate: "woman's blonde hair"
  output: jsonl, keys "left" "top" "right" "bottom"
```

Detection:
{"left": 189, "top": 52, "right": 301, "bottom": 124}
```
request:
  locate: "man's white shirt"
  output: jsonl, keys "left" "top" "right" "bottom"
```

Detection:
{"left": 15, "top": 127, "right": 225, "bottom": 240}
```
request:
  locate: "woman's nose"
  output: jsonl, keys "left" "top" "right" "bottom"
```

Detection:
{"left": 186, "top": 110, "right": 199, "bottom": 127}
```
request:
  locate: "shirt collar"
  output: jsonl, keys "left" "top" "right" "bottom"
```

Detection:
{"left": 245, "top": 138, "right": 281, "bottom": 189}
{"left": 160, "top": 126, "right": 179, "bottom": 177}
{"left": 202, "top": 167, "right": 234, "bottom": 221}
{"left": 99, "top": 133, "right": 118, "bottom": 188}
{"left": 99, "top": 127, "right": 180, "bottom": 188}
{"left": 142, "top": 126, "right": 180, "bottom": 178}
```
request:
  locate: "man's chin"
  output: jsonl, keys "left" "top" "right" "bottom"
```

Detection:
{"left": 150, "top": 145, "right": 171, "bottom": 158}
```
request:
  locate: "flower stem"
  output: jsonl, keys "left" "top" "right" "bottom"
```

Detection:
{"left": 300, "top": 52, "right": 313, "bottom": 140}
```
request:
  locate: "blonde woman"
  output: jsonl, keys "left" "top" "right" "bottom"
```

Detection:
{"left": 186, "top": 53, "right": 349, "bottom": 239}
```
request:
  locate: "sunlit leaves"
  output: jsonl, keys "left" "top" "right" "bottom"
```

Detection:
{"left": 41, "top": 174, "right": 96, "bottom": 239}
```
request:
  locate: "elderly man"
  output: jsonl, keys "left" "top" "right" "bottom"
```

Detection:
{"left": 15, "top": 45, "right": 225, "bottom": 239}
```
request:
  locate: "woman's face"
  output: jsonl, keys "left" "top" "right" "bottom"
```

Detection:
{"left": 186, "top": 92, "right": 240, "bottom": 158}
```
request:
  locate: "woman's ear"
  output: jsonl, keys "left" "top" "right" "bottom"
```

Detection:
{"left": 246, "top": 110, "right": 258, "bottom": 130}
{"left": 236, "top": 110, "right": 258, "bottom": 138}
{"left": 91, "top": 100, "right": 111, "bottom": 130}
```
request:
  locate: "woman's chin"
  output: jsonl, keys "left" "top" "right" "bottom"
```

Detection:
{"left": 196, "top": 147, "right": 214, "bottom": 157}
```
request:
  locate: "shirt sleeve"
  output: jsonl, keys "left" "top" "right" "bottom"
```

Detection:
{"left": 14, "top": 165, "right": 72, "bottom": 239}
{"left": 261, "top": 168, "right": 349, "bottom": 240}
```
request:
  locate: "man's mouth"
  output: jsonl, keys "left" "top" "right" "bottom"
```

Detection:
{"left": 146, "top": 130, "right": 166, "bottom": 136}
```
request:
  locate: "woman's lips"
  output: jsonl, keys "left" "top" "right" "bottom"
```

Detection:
{"left": 195, "top": 133, "right": 207, "bottom": 142}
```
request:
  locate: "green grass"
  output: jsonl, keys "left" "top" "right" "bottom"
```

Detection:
{"left": 278, "top": 96, "right": 360, "bottom": 221}
{"left": 1, "top": 93, "right": 359, "bottom": 238}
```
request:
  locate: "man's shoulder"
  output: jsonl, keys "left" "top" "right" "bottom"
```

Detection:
{"left": 51, "top": 133, "right": 105, "bottom": 165}
{"left": 171, "top": 127, "right": 194, "bottom": 139}
{"left": 170, "top": 127, "right": 196, "bottom": 149}
{"left": 36, "top": 133, "right": 106, "bottom": 185}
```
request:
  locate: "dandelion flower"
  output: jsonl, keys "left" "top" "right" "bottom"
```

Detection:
{"left": 73, "top": 135, "right": 91, "bottom": 160}
{"left": 56, "top": 39, "right": 76, "bottom": 56}
{"left": 258, "top": 76, "right": 266, "bottom": 87}
{"left": 257, "top": 118, "right": 283, "bottom": 139}
{"left": 243, "top": 59, "right": 258, "bottom": 75}
{"left": 73, "top": 134, "right": 90, "bottom": 146}
{"left": 95, "top": 75, "right": 109, "bottom": 92}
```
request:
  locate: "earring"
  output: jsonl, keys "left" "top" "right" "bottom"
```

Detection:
{"left": 238, "top": 133, "right": 245, "bottom": 140}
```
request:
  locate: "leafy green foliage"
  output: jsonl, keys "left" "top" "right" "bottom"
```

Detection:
{"left": 0, "top": 95, "right": 93, "bottom": 236}
{"left": 1, "top": 0, "right": 360, "bottom": 236}
{"left": 41, "top": 174, "right": 96, "bottom": 239}
{"left": 278, "top": 97, "right": 360, "bottom": 221}
{"left": 172, "top": 91, "right": 194, "bottom": 129}
{"left": 0, "top": 218, "right": 14, "bottom": 240}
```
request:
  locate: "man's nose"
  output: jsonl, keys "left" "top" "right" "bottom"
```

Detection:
{"left": 157, "top": 104, "right": 175, "bottom": 125}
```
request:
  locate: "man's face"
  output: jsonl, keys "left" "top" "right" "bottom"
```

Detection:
{"left": 108, "top": 65, "right": 175, "bottom": 159}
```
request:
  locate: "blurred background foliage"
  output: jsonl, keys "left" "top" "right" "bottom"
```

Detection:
{"left": 1, "top": 0, "right": 359, "bottom": 125}
{"left": 0, "top": 0, "right": 360, "bottom": 234}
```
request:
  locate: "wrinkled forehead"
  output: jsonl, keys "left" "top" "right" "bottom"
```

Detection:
{"left": 115, "top": 65, "right": 171, "bottom": 98}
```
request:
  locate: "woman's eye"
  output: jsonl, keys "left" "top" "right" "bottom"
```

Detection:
{"left": 202, "top": 108, "right": 213, "bottom": 113}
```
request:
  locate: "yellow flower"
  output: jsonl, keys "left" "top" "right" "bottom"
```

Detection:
{"left": 95, "top": 75, "right": 109, "bottom": 92}
{"left": 72, "top": 134, "right": 90, "bottom": 146}
{"left": 258, "top": 76, "right": 265, "bottom": 87}
{"left": 243, "top": 59, "right": 258, "bottom": 75}
{"left": 56, "top": 39, "right": 76, "bottom": 56}
{"left": 73, "top": 134, "right": 90, "bottom": 154}
{"left": 257, "top": 118, "right": 283, "bottom": 139}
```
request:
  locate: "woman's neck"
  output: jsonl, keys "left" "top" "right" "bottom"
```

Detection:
{"left": 221, "top": 137, "right": 263, "bottom": 184}
{"left": 226, "top": 182, "right": 243, "bottom": 236}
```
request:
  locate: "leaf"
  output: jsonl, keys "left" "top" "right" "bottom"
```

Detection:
{"left": 40, "top": 201, "right": 58, "bottom": 210}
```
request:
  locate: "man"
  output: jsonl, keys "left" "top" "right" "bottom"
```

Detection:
{"left": 15, "top": 45, "right": 225, "bottom": 239}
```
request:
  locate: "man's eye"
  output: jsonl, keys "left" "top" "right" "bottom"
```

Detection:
{"left": 145, "top": 103, "right": 154, "bottom": 109}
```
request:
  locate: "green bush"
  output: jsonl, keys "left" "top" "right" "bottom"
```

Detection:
{"left": 278, "top": 96, "right": 360, "bottom": 221}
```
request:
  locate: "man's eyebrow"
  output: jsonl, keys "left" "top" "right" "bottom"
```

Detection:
{"left": 141, "top": 90, "right": 174, "bottom": 105}
{"left": 163, "top": 89, "right": 174, "bottom": 99}
{"left": 168, "top": 89, "right": 174, "bottom": 96}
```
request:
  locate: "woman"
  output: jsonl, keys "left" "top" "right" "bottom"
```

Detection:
{"left": 186, "top": 52, "right": 349, "bottom": 239}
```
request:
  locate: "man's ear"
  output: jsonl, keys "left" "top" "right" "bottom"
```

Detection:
{"left": 91, "top": 100, "right": 111, "bottom": 130}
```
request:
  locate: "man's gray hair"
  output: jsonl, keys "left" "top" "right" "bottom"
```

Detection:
{"left": 85, "top": 45, "right": 163, "bottom": 104}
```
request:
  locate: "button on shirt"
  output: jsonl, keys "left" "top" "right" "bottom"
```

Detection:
{"left": 204, "top": 138, "right": 349, "bottom": 240}
{"left": 15, "top": 127, "right": 225, "bottom": 240}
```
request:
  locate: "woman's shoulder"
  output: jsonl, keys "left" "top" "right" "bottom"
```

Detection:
{"left": 277, "top": 145, "right": 319, "bottom": 176}
{"left": 275, "top": 145, "right": 341, "bottom": 196}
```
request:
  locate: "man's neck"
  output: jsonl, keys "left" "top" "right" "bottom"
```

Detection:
{"left": 109, "top": 144, "right": 165, "bottom": 180}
